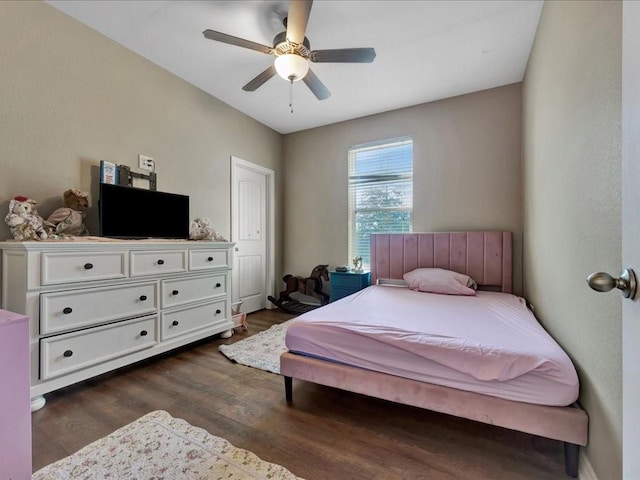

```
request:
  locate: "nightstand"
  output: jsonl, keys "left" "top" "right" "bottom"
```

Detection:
{"left": 330, "top": 270, "right": 371, "bottom": 302}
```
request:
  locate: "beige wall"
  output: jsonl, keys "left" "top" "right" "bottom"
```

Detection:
{"left": 0, "top": 1, "right": 283, "bottom": 273}
{"left": 522, "top": 1, "right": 622, "bottom": 478}
{"left": 283, "top": 84, "right": 523, "bottom": 293}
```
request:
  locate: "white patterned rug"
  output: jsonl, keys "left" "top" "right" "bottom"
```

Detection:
{"left": 33, "top": 410, "right": 302, "bottom": 480}
{"left": 219, "top": 319, "right": 293, "bottom": 374}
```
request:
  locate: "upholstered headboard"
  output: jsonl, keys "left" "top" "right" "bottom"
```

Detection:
{"left": 370, "top": 232, "right": 513, "bottom": 293}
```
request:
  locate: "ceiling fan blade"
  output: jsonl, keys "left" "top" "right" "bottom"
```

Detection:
{"left": 286, "top": 0, "right": 313, "bottom": 45}
{"left": 303, "top": 68, "right": 330, "bottom": 100}
{"left": 203, "top": 29, "right": 273, "bottom": 55}
{"left": 310, "top": 48, "right": 376, "bottom": 63}
{"left": 242, "top": 65, "right": 277, "bottom": 92}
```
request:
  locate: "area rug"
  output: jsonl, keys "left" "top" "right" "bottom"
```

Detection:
{"left": 32, "top": 410, "right": 302, "bottom": 480}
{"left": 219, "top": 319, "right": 294, "bottom": 374}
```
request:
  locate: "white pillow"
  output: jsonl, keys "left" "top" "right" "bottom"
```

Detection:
{"left": 403, "top": 268, "right": 477, "bottom": 296}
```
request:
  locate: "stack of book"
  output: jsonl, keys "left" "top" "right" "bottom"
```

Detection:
{"left": 100, "top": 160, "right": 131, "bottom": 186}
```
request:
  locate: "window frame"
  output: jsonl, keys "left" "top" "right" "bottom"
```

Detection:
{"left": 347, "top": 136, "right": 414, "bottom": 269}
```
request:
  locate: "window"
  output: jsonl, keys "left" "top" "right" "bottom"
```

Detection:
{"left": 348, "top": 137, "right": 413, "bottom": 268}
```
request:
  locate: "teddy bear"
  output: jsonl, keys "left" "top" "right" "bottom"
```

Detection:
{"left": 4, "top": 196, "right": 50, "bottom": 240}
{"left": 189, "top": 217, "right": 227, "bottom": 241}
{"left": 46, "top": 189, "right": 90, "bottom": 237}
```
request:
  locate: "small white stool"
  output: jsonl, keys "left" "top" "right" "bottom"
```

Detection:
{"left": 231, "top": 301, "right": 248, "bottom": 331}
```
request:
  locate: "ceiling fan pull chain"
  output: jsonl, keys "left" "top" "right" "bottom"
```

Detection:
{"left": 289, "top": 77, "right": 295, "bottom": 113}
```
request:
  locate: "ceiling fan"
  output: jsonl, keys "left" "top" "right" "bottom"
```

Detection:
{"left": 202, "top": 0, "right": 376, "bottom": 101}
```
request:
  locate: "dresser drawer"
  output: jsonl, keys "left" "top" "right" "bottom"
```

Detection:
{"left": 40, "top": 315, "right": 157, "bottom": 380}
{"left": 41, "top": 251, "right": 127, "bottom": 286}
{"left": 330, "top": 287, "right": 358, "bottom": 302}
{"left": 330, "top": 272, "right": 371, "bottom": 289}
{"left": 189, "top": 249, "right": 229, "bottom": 271}
{"left": 40, "top": 282, "right": 158, "bottom": 335}
{"left": 161, "top": 274, "right": 226, "bottom": 308}
{"left": 161, "top": 300, "right": 227, "bottom": 341}
{"left": 130, "top": 250, "right": 187, "bottom": 277}
{"left": 330, "top": 271, "right": 370, "bottom": 303}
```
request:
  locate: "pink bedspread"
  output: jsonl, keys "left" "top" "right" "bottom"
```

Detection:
{"left": 285, "top": 286, "right": 579, "bottom": 406}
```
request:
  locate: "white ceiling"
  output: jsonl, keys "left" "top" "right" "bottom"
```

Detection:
{"left": 47, "top": 0, "right": 543, "bottom": 134}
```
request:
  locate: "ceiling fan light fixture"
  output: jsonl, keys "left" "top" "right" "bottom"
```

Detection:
{"left": 203, "top": 0, "right": 375, "bottom": 101}
{"left": 274, "top": 53, "right": 309, "bottom": 82}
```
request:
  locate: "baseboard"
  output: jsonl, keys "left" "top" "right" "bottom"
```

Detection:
{"left": 579, "top": 451, "right": 598, "bottom": 480}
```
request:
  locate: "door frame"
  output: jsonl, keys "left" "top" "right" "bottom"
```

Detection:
{"left": 622, "top": 1, "right": 639, "bottom": 477}
{"left": 231, "top": 156, "right": 275, "bottom": 309}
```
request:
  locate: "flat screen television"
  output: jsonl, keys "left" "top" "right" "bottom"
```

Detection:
{"left": 99, "top": 183, "right": 190, "bottom": 239}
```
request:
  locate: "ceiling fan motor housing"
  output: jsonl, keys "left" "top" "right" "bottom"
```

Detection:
{"left": 273, "top": 31, "right": 311, "bottom": 57}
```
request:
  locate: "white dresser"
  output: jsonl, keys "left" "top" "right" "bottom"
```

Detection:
{"left": 0, "top": 240, "right": 234, "bottom": 411}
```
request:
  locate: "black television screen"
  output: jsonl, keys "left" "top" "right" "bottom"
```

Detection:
{"left": 99, "top": 183, "right": 190, "bottom": 239}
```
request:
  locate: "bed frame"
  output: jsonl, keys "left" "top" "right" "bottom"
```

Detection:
{"left": 280, "top": 232, "right": 588, "bottom": 477}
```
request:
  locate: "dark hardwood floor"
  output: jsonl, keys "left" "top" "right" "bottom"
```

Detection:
{"left": 32, "top": 308, "right": 568, "bottom": 479}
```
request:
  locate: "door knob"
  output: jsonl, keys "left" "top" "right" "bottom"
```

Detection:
{"left": 587, "top": 268, "right": 637, "bottom": 299}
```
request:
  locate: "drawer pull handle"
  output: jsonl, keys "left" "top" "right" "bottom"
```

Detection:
{"left": 139, "top": 295, "right": 147, "bottom": 301}
{"left": 215, "top": 309, "right": 221, "bottom": 314}
{"left": 84, "top": 263, "right": 93, "bottom": 270}
{"left": 172, "top": 290, "right": 179, "bottom": 296}
{"left": 62, "top": 307, "right": 73, "bottom": 314}
{"left": 157, "top": 259, "right": 165, "bottom": 265}
{"left": 140, "top": 330, "right": 148, "bottom": 336}
{"left": 172, "top": 320, "right": 179, "bottom": 326}
{"left": 207, "top": 256, "right": 214, "bottom": 262}
{"left": 215, "top": 282, "right": 222, "bottom": 288}
{"left": 63, "top": 350, "right": 73, "bottom": 357}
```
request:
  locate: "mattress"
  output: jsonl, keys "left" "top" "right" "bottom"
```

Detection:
{"left": 285, "top": 285, "right": 579, "bottom": 406}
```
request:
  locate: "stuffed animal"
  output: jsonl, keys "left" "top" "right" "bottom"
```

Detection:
{"left": 46, "top": 189, "right": 90, "bottom": 237}
{"left": 4, "top": 196, "right": 49, "bottom": 240}
{"left": 189, "top": 217, "right": 227, "bottom": 241}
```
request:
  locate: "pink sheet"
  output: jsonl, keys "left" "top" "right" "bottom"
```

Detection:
{"left": 285, "top": 285, "right": 579, "bottom": 406}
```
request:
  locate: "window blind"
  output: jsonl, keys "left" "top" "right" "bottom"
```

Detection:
{"left": 348, "top": 137, "right": 413, "bottom": 267}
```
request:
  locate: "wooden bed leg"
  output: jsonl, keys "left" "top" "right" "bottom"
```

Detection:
{"left": 564, "top": 442, "right": 579, "bottom": 478}
{"left": 284, "top": 376, "right": 293, "bottom": 402}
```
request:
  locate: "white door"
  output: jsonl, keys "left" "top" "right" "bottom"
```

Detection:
{"left": 622, "top": 2, "right": 640, "bottom": 477}
{"left": 231, "top": 156, "right": 275, "bottom": 313}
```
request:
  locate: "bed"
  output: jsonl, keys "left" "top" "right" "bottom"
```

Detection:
{"left": 280, "top": 231, "right": 588, "bottom": 477}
